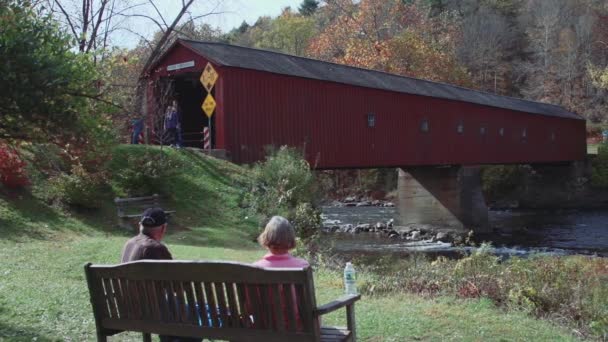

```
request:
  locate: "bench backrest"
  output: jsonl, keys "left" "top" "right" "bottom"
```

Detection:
{"left": 114, "top": 195, "right": 161, "bottom": 216}
{"left": 85, "top": 261, "right": 321, "bottom": 342}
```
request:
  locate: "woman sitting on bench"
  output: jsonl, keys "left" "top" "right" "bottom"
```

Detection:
{"left": 253, "top": 216, "right": 309, "bottom": 269}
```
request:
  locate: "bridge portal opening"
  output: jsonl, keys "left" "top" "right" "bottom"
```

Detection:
{"left": 168, "top": 73, "right": 215, "bottom": 148}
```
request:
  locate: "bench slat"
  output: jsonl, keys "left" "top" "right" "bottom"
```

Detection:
{"left": 214, "top": 283, "right": 229, "bottom": 327}
{"left": 272, "top": 283, "right": 285, "bottom": 332}
{"left": 146, "top": 281, "right": 160, "bottom": 321}
{"left": 295, "top": 284, "right": 312, "bottom": 332}
{"left": 102, "top": 278, "right": 119, "bottom": 319}
{"left": 90, "top": 261, "right": 308, "bottom": 284}
{"left": 235, "top": 283, "right": 251, "bottom": 328}
{"left": 246, "top": 284, "right": 263, "bottom": 329}
{"left": 225, "top": 282, "right": 240, "bottom": 328}
{"left": 194, "top": 282, "right": 208, "bottom": 327}
{"left": 204, "top": 282, "right": 220, "bottom": 327}
{"left": 284, "top": 284, "right": 297, "bottom": 332}
{"left": 183, "top": 282, "right": 198, "bottom": 325}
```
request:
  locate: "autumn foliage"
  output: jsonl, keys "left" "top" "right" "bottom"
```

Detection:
{"left": 307, "top": 0, "right": 471, "bottom": 86}
{"left": 0, "top": 142, "right": 29, "bottom": 189}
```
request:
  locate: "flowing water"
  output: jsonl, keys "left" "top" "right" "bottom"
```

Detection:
{"left": 322, "top": 206, "right": 608, "bottom": 257}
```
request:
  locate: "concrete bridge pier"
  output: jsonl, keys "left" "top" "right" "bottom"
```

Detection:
{"left": 397, "top": 166, "right": 490, "bottom": 232}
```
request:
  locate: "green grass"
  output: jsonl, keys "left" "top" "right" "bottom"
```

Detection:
{"left": 0, "top": 145, "right": 583, "bottom": 341}
{"left": 0, "top": 237, "right": 579, "bottom": 342}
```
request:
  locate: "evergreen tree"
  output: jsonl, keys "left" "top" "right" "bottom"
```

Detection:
{"left": 298, "top": 0, "right": 319, "bottom": 16}
{"left": 237, "top": 20, "right": 250, "bottom": 34}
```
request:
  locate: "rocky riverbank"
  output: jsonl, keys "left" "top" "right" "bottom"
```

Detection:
{"left": 327, "top": 196, "right": 395, "bottom": 208}
{"left": 321, "top": 218, "right": 471, "bottom": 245}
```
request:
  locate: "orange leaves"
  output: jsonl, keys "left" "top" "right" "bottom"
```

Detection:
{"left": 307, "top": 0, "right": 471, "bottom": 85}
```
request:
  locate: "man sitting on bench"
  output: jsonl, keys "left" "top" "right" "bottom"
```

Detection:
{"left": 120, "top": 207, "right": 201, "bottom": 342}
{"left": 120, "top": 207, "right": 173, "bottom": 262}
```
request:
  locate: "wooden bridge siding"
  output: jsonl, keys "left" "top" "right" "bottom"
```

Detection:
{"left": 221, "top": 67, "right": 585, "bottom": 168}
{"left": 146, "top": 44, "right": 585, "bottom": 168}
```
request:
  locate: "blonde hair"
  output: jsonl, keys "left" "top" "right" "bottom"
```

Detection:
{"left": 258, "top": 216, "right": 296, "bottom": 250}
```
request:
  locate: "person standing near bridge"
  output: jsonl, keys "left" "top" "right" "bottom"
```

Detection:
{"left": 163, "top": 99, "right": 182, "bottom": 147}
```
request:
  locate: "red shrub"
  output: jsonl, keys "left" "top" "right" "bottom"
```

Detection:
{"left": 0, "top": 143, "right": 29, "bottom": 188}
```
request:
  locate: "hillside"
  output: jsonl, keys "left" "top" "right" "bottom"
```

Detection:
{"left": 0, "top": 145, "right": 580, "bottom": 341}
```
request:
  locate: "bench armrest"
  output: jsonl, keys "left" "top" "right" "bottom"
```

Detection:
{"left": 315, "top": 294, "right": 361, "bottom": 316}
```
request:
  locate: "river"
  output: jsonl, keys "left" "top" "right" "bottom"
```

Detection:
{"left": 321, "top": 206, "right": 608, "bottom": 257}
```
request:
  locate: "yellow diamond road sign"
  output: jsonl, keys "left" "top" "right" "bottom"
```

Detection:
{"left": 202, "top": 94, "right": 216, "bottom": 118}
{"left": 200, "top": 63, "right": 218, "bottom": 92}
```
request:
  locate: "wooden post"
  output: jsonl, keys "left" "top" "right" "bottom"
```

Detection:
{"left": 84, "top": 263, "right": 109, "bottom": 342}
{"left": 347, "top": 304, "right": 356, "bottom": 342}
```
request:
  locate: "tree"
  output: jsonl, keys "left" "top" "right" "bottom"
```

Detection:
{"left": 307, "top": 0, "right": 471, "bottom": 86}
{"left": 0, "top": 1, "right": 113, "bottom": 143}
{"left": 299, "top": 0, "right": 319, "bottom": 16}
{"left": 254, "top": 8, "right": 317, "bottom": 55}
{"left": 456, "top": 5, "right": 517, "bottom": 93}
{"left": 44, "top": 0, "right": 139, "bottom": 56}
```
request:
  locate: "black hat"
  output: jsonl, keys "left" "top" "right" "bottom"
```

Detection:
{"left": 140, "top": 207, "right": 168, "bottom": 227}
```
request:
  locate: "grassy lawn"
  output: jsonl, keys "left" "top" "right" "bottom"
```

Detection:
{"left": 0, "top": 145, "right": 582, "bottom": 341}
{"left": 0, "top": 237, "right": 579, "bottom": 342}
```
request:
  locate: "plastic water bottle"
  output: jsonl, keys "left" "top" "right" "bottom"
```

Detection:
{"left": 344, "top": 262, "right": 357, "bottom": 295}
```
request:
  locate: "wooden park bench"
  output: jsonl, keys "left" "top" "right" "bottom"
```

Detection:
{"left": 85, "top": 260, "right": 361, "bottom": 341}
{"left": 114, "top": 194, "right": 175, "bottom": 230}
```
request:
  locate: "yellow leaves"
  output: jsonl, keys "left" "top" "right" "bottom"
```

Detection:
{"left": 307, "top": 0, "right": 471, "bottom": 86}
{"left": 588, "top": 64, "right": 608, "bottom": 89}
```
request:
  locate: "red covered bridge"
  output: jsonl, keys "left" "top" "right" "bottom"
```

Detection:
{"left": 147, "top": 39, "right": 587, "bottom": 231}
{"left": 147, "top": 39, "right": 586, "bottom": 169}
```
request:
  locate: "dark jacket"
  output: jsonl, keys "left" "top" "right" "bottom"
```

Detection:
{"left": 120, "top": 233, "right": 172, "bottom": 263}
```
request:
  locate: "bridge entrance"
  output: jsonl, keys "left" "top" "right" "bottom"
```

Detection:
{"left": 161, "top": 73, "right": 215, "bottom": 149}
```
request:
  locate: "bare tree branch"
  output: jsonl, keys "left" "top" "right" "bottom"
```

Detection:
{"left": 115, "top": 13, "right": 165, "bottom": 31}
{"left": 147, "top": 0, "right": 168, "bottom": 29}
{"left": 140, "top": 0, "right": 196, "bottom": 76}
{"left": 53, "top": 0, "right": 79, "bottom": 41}
{"left": 67, "top": 91, "right": 125, "bottom": 109}
{"left": 117, "top": 27, "right": 155, "bottom": 50}
{"left": 86, "top": 0, "right": 110, "bottom": 52}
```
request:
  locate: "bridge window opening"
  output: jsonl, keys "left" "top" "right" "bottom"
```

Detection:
{"left": 550, "top": 131, "right": 556, "bottom": 142}
{"left": 480, "top": 126, "right": 487, "bottom": 135}
{"left": 367, "top": 113, "right": 376, "bottom": 128}
{"left": 457, "top": 121, "right": 464, "bottom": 134}
{"left": 499, "top": 127, "right": 505, "bottom": 136}
{"left": 420, "top": 119, "right": 429, "bottom": 133}
{"left": 522, "top": 128, "right": 527, "bottom": 138}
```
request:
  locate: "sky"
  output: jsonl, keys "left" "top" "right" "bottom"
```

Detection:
{"left": 113, "top": 0, "right": 304, "bottom": 48}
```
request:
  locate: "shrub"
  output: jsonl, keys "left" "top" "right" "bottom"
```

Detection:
{"left": 111, "top": 150, "right": 180, "bottom": 197}
{"left": 481, "top": 165, "right": 524, "bottom": 198}
{"left": 591, "top": 143, "right": 608, "bottom": 187}
{"left": 49, "top": 163, "right": 106, "bottom": 208}
{"left": 0, "top": 142, "right": 29, "bottom": 188}
{"left": 246, "top": 146, "right": 320, "bottom": 239}
{"left": 310, "top": 248, "right": 608, "bottom": 339}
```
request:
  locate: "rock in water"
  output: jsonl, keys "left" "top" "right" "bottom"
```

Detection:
{"left": 435, "top": 231, "right": 452, "bottom": 243}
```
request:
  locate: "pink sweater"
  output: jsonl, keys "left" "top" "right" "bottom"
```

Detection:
{"left": 253, "top": 252, "right": 310, "bottom": 268}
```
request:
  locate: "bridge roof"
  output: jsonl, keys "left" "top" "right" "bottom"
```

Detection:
{"left": 179, "top": 39, "right": 582, "bottom": 120}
